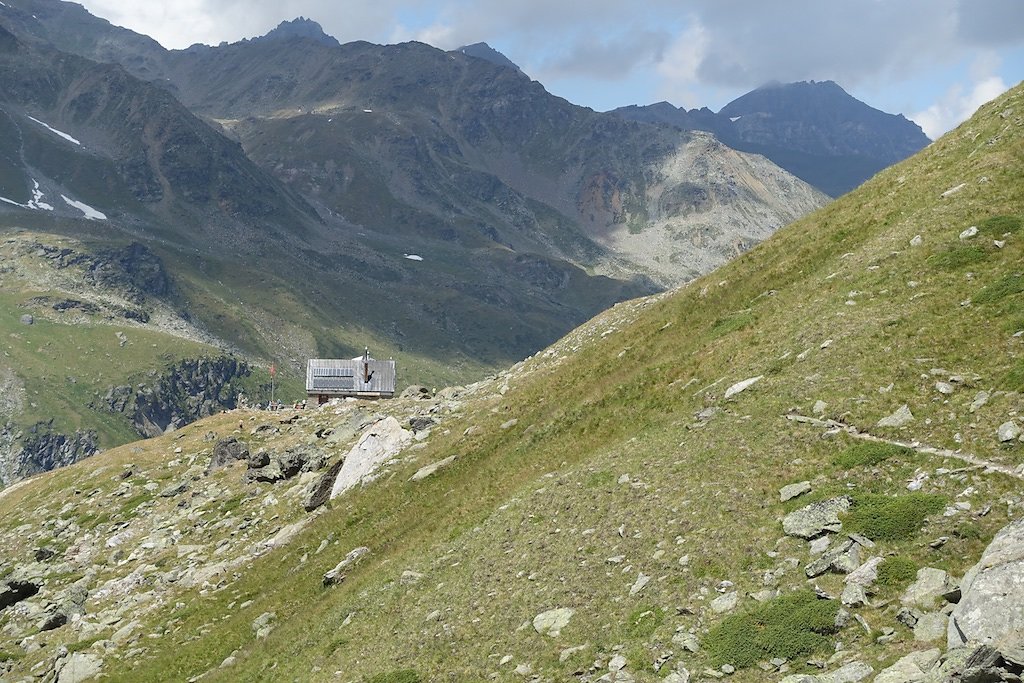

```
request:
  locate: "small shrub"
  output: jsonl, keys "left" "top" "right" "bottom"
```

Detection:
{"left": 709, "top": 311, "right": 754, "bottom": 338}
{"left": 978, "top": 214, "right": 1023, "bottom": 236}
{"left": 974, "top": 273, "right": 1024, "bottom": 304}
{"left": 844, "top": 493, "right": 945, "bottom": 541}
{"left": 625, "top": 605, "right": 665, "bottom": 639}
{"left": 368, "top": 670, "right": 421, "bottom": 683}
{"left": 833, "top": 442, "right": 914, "bottom": 469}
{"left": 927, "top": 245, "right": 988, "bottom": 269}
{"left": 585, "top": 470, "right": 616, "bottom": 488}
{"left": 875, "top": 556, "right": 917, "bottom": 588}
{"left": 1000, "top": 360, "right": 1024, "bottom": 392}
{"left": 952, "top": 521, "right": 984, "bottom": 541}
{"left": 705, "top": 591, "right": 839, "bottom": 668}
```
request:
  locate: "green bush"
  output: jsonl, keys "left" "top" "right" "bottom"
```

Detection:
{"left": 1000, "top": 360, "right": 1024, "bottom": 392}
{"left": 625, "top": 605, "right": 665, "bottom": 638}
{"left": 844, "top": 493, "right": 945, "bottom": 541}
{"left": 710, "top": 311, "right": 754, "bottom": 338}
{"left": 705, "top": 591, "right": 839, "bottom": 668}
{"left": 974, "top": 273, "right": 1024, "bottom": 304}
{"left": 927, "top": 245, "right": 988, "bottom": 269}
{"left": 368, "top": 670, "right": 421, "bottom": 683}
{"left": 875, "top": 556, "right": 917, "bottom": 588}
{"left": 833, "top": 442, "right": 914, "bottom": 469}
{"left": 978, "top": 214, "right": 1023, "bottom": 236}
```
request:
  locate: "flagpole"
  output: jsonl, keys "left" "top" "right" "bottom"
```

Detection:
{"left": 270, "top": 363, "right": 276, "bottom": 409}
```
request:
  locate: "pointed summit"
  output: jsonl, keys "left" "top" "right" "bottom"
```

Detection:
{"left": 454, "top": 42, "right": 521, "bottom": 72}
{"left": 256, "top": 17, "right": 340, "bottom": 47}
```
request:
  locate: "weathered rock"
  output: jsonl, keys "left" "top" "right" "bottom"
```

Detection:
{"left": 329, "top": 416, "right": 413, "bottom": 499}
{"left": 251, "top": 611, "right": 276, "bottom": 639}
{"left": 323, "top": 546, "right": 370, "bottom": 586}
{"left": 19, "top": 313, "right": 33, "bottom": 325}
{"left": 400, "top": 385, "right": 432, "bottom": 400}
{"left": 949, "top": 637, "right": 1024, "bottom": 682}
{"left": 997, "top": 421, "right": 1022, "bottom": 443}
{"left": 877, "top": 404, "right": 914, "bottom": 428}
{"left": 0, "top": 576, "right": 41, "bottom": 609}
{"left": 56, "top": 653, "right": 103, "bottom": 683}
{"left": 818, "top": 661, "right": 872, "bottom": 683}
{"left": 629, "top": 573, "right": 651, "bottom": 596}
{"left": 783, "top": 496, "right": 852, "bottom": 539}
{"left": 902, "top": 567, "right": 957, "bottom": 609}
{"left": 709, "top": 591, "right": 739, "bottom": 613}
{"left": 949, "top": 515, "right": 1024, "bottom": 648}
{"left": 400, "top": 570, "right": 424, "bottom": 585}
{"left": 246, "top": 450, "right": 271, "bottom": 469}
{"left": 410, "top": 455, "right": 458, "bottom": 482}
{"left": 806, "top": 539, "right": 860, "bottom": 577}
{"left": 780, "top": 481, "right": 812, "bottom": 502}
{"left": 303, "top": 458, "right": 345, "bottom": 512}
{"left": 533, "top": 607, "right": 574, "bottom": 637}
{"left": 840, "top": 556, "right": 883, "bottom": 606}
{"left": 663, "top": 669, "right": 690, "bottom": 683}
{"left": 724, "top": 375, "right": 763, "bottom": 399}
{"left": 159, "top": 481, "right": 188, "bottom": 497}
{"left": 914, "top": 612, "right": 948, "bottom": 642}
{"left": 873, "top": 648, "right": 941, "bottom": 683}
{"left": 209, "top": 437, "right": 248, "bottom": 471}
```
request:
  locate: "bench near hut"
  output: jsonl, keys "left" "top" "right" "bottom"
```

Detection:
{"left": 306, "top": 348, "right": 396, "bottom": 404}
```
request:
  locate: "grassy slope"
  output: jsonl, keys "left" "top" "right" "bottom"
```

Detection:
{"left": 1, "top": 86, "right": 1022, "bottom": 681}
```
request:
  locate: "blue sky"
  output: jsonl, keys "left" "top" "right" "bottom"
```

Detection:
{"left": 77, "top": 0, "right": 1024, "bottom": 139}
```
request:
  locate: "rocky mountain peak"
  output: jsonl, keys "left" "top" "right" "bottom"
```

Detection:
{"left": 255, "top": 17, "right": 340, "bottom": 47}
{"left": 454, "top": 41, "right": 522, "bottom": 72}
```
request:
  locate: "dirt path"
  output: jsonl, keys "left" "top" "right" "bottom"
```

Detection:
{"left": 785, "top": 413, "right": 1024, "bottom": 481}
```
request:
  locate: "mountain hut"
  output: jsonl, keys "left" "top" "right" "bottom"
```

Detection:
{"left": 306, "top": 349, "right": 396, "bottom": 404}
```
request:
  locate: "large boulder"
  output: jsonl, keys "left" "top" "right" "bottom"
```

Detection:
{"left": 949, "top": 515, "right": 1024, "bottom": 648}
{"left": 783, "top": 496, "right": 852, "bottom": 539}
{"left": 209, "top": 437, "right": 248, "bottom": 471}
{"left": 329, "top": 416, "right": 413, "bottom": 499}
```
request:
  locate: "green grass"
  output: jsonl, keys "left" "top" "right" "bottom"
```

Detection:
{"left": 977, "top": 214, "right": 1023, "bottom": 236}
{"left": 875, "top": 556, "right": 918, "bottom": 589}
{"left": 844, "top": 493, "right": 946, "bottom": 541}
{"left": 368, "top": 671, "right": 421, "bottom": 683}
{"left": 927, "top": 245, "right": 989, "bottom": 269}
{"left": 704, "top": 591, "right": 840, "bottom": 669}
{"left": 833, "top": 442, "right": 915, "bottom": 469}
{"left": 973, "top": 273, "right": 1024, "bottom": 304}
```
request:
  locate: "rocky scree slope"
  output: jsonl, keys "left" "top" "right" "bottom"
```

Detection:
{"left": 0, "top": 82, "right": 1022, "bottom": 682}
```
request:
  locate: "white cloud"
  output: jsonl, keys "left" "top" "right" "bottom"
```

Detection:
{"left": 653, "top": 22, "right": 709, "bottom": 108}
{"left": 912, "top": 56, "right": 1009, "bottom": 139}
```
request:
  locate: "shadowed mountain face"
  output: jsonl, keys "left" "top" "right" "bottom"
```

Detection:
{"left": 614, "top": 80, "right": 931, "bottom": 197}
{"left": 0, "top": 2, "right": 828, "bottom": 477}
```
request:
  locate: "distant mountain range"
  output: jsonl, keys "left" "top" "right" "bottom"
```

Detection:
{"left": 613, "top": 80, "right": 930, "bottom": 197}
{"left": 0, "top": 0, "right": 928, "bottom": 480}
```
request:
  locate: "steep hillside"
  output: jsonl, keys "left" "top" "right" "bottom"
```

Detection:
{"left": 1, "top": 79, "right": 1020, "bottom": 683}
{"left": 615, "top": 81, "right": 931, "bottom": 197}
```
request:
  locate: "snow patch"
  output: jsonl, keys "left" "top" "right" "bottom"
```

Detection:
{"left": 61, "top": 195, "right": 107, "bottom": 220}
{"left": 0, "top": 180, "right": 54, "bottom": 211}
{"left": 403, "top": 254, "right": 424, "bottom": 261}
{"left": 729, "top": 116, "right": 742, "bottom": 122}
{"left": 27, "top": 116, "right": 81, "bottom": 146}
{"left": 363, "top": 109, "right": 373, "bottom": 113}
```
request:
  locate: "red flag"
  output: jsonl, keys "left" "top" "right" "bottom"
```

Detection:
{"left": 269, "top": 364, "right": 276, "bottom": 377}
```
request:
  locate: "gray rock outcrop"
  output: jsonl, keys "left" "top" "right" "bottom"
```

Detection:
{"left": 950, "top": 515, "right": 1024, "bottom": 648}
{"left": 783, "top": 496, "right": 852, "bottom": 539}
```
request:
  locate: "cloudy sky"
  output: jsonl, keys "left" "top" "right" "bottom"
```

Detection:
{"left": 77, "top": 0, "right": 1024, "bottom": 139}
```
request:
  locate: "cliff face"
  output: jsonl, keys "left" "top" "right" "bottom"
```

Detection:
{"left": 0, "top": 356, "right": 250, "bottom": 487}
{"left": 0, "top": 422, "right": 98, "bottom": 484}
{"left": 100, "top": 356, "right": 251, "bottom": 438}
